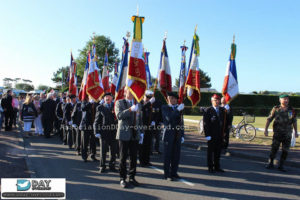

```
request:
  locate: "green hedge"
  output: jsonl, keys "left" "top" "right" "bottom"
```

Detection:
{"left": 154, "top": 90, "right": 300, "bottom": 116}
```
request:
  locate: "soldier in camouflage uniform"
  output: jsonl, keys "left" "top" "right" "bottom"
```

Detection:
{"left": 265, "top": 94, "right": 298, "bottom": 172}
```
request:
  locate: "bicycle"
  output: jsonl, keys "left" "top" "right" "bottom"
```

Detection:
{"left": 231, "top": 113, "right": 256, "bottom": 141}
{"left": 198, "top": 112, "right": 257, "bottom": 141}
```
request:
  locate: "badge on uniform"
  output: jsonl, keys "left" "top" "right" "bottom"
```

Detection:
{"left": 288, "top": 111, "right": 293, "bottom": 119}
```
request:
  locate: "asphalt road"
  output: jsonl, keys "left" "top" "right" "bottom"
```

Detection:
{"left": 23, "top": 135, "right": 300, "bottom": 200}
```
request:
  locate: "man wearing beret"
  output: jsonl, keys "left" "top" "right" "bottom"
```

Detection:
{"left": 94, "top": 92, "right": 118, "bottom": 173}
{"left": 203, "top": 94, "right": 228, "bottom": 173}
{"left": 265, "top": 94, "right": 298, "bottom": 172}
{"left": 161, "top": 92, "right": 184, "bottom": 181}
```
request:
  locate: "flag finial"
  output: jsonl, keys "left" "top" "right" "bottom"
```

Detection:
{"left": 183, "top": 40, "right": 186, "bottom": 46}
{"left": 233, "top": 34, "right": 235, "bottom": 44}
{"left": 164, "top": 31, "right": 168, "bottom": 41}
{"left": 126, "top": 31, "right": 131, "bottom": 41}
{"left": 194, "top": 24, "right": 198, "bottom": 34}
{"left": 137, "top": 4, "right": 139, "bottom": 16}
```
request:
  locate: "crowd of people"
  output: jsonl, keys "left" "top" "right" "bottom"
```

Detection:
{"left": 0, "top": 89, "right": 297, "bottom": 188}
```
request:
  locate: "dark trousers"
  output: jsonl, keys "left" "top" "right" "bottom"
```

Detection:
{"left": 153, "top": 129, "right": 161, "bottom": 152}
{"left": 81, "top": 130, "right": 96, "bottom": 160}
{"left": 270, "top": 133, "right": 291, "bottom": 162}
{"left": 100, "top": 138, "right": 117, "bottom": 169}
{"left": 139, "top": 131, "right": 152, "bottom": 165}
{"left": 56, "top": 120, "right": 63, "bottom": 141}
{"left": 163, "top": 135, "right": 181, "bottom": 177}
{"left": 4, "top": 111, "right": 13, "bottom": 130}
{"left": 67, "top": 126, "right": 75, "bottom": 148}
{"left": 13, "top": 108, "right": 18, "bottom": 127}
{"left": 74, "top": 127, "right": 81, "bottom": 152}
{"left": 42, "top": 118, "right": 53, "bottom": 138}
{"left": 223, "top": 129, "right": 230, "bottom": 150}
{"left": 119, "top": 140, "right": 138, "bottom": 180}
{"left": 207, "top": 139, "right": 222, "bottom": 169}
{"left": 54, "top": 119, "right": 60, "bottom": 135}
{"left": 62, "top": 124, "right": 67, "bottom": 144}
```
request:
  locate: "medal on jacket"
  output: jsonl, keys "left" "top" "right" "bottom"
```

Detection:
{"left": 288, "top": 111, "right": 293, "bottom": 119}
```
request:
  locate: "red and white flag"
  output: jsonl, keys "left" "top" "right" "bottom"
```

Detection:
{"left": 68, "top": 53, "right": 77, "bottom": 96}
{"left": 86, "top": 44, "right": 104, "bottom": 101}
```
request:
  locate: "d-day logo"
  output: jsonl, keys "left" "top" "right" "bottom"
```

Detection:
{"left": 16, "top": 180, "right": 31, "bottom": 191}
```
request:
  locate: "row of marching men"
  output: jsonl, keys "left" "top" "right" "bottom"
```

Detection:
{"left": 42, "top": 89, "right": 232, "bottom": 188}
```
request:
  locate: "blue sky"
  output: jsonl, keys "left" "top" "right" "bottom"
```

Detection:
{"left": 0, "top": 0, "right": 299, "bottom": 93}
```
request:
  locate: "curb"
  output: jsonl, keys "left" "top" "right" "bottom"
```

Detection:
{"left": 182, "top": 142, "right": 300, "bottom": 169}
{"left": 16, "top": 129, "right": 37, "bottom": 178}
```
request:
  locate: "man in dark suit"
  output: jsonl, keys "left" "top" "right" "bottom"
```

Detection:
{"left": 40, "top": 93, "right": 56, "bottom": 138}
{"left": 151, "top": 97, "right": 163, "bottom": 155}
{"left": 1, "top": 90, "right": 14, "bottom": 131}
{"left": 139, "top": 90, "right": 156, "bottom": 167}
{"left": 161, "top": 92, "right": 184, "bottom": 181}
{"left": 71, "top": 99, "right": 82, "bottom": 156}
{"left": 94, "top": 93, "right": 118, "bottom": 173}
{"left": 79, "top": 96, "right": 97, "bottom": 162}
{"left": 115, "top": 88, "right": 143, "bottom": 188}
{"left": 203, "top": 94, "right": 228, "bottom": 173}
{"left": 64, "top": 95, "right": 76, "bottom": 149}
{"left": 56, "top": 96, "right": 66, "bottom": 142}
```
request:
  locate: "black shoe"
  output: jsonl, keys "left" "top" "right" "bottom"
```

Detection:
{"left": 208, "top": 168, "right": 215, "bottom": 173}
{"left": 83, "top": 159, "right": 87, "bottom": 162}
{"left": 266, "top": 163, "right": 274, "bottom": 169}
{"left": 120, "top": 180, "right": 127, "bottom": 188}
{"left": 278, "top": 166, "right": 287, "bottom": 172}
{"left": 109, "top": 167, "right": 118, "bottom": 172}
{"left": 215, "top": 168, "right": 225, "bottom": 172}
{"left": 99, "top": 168, "right": 106, "bottom": 173}
{"left": 129, "top": 178, "right": 140, "bottom": 186}
{"left": 77, "top": 151, "right": 81, "bottom": 156}
{"left": 91, "top": 157, "right": 99, "bottom": 162}
{"left": 156, "top": 151, "right": 162, "bottom": 155}
{"left": 172, "top": 174, "right": 181, "bottom": 179}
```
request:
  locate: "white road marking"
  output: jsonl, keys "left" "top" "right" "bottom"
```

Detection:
{"left": 149, "top": 166, "right": 195, "bottom": 187}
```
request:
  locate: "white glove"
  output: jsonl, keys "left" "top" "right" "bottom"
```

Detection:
{"left": 150, "top": 97, "right": 155, "bottom": 104}
{"left": 89, "top": 99, "right": 94, "bottom": 103}
{"left": 205, "top": 136, "right": 212, "bottom": 141}
{"left": 68, "top": 121, "right": 73, "bottom": 126}
{"left": 95, "top": 133, "right": 101, "bottom": 138}
{"left": 72, "top": 124, "right": 77, "bottom": 128}
{"left": 100, "top": 99, "right": 104, "bottom": 105}
{"left": 139, "top": 133, "right": 144, "bottom": 144}
{"left": 151, "top": 121, "right": 155, "bottom": 126}
{"left": 177, "top": 104, "right": 184, "bottom": 111}
{"left": 130, "top": 104, "right": 138, "bottom": 112}
{"left": 181, "top": 137, "right": 184, "bottom": 144}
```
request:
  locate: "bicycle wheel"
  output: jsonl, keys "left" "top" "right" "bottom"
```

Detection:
{"left": 238, "top": 124, "right": 256, "bottom": 141}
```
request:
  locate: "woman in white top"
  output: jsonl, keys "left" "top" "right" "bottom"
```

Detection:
{"left": 33, "top": 95, "right": 43, "bottom": 135}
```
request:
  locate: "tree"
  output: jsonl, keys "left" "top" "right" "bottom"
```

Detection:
{"left": 37, "top": 85, "right": 50, "bottom": 91}
{"left": 174, "top": 69, "right": 212, "bottom": 88}
{"left": 75, "top": 34, "right": 119, "bottom": 77}
{"left": 15, "top": 83, "right": 34, "bottom": 91}
{"left": 3, "top": 78, "right": 13, "bottom": 89}
{"left": 52, "top": 66, "right": 69, "bottom": 86}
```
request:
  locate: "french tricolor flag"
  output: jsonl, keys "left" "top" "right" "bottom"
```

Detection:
{"left": 157, "top": 39, "right": 172, "bottom": 101}
{"left": 222, "top": 41, "right": 239, "bottom": 103}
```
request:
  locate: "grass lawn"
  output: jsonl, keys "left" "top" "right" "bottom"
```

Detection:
{"left": 184, "top": 115, "right": 300, "bottom": 150}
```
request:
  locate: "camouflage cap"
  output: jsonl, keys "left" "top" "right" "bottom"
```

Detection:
{"left": 279, "top": 94, "right": 289, "bottom": 98}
